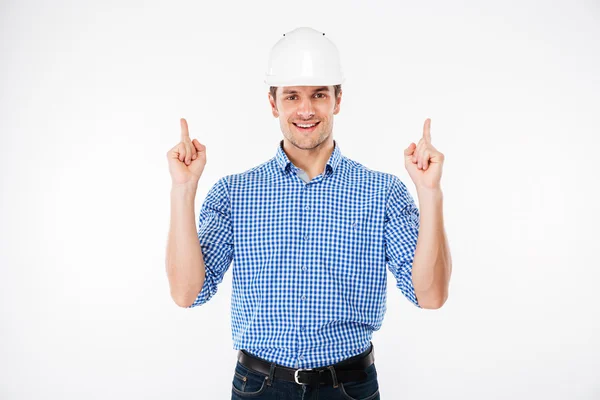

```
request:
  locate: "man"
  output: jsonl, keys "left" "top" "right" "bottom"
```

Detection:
{"left": 166, "top": 27, "right": 452, "bottom": 400}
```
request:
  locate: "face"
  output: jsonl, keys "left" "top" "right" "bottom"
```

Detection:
{"left": 268, "top": 86, "right": 341, "bottom": 150}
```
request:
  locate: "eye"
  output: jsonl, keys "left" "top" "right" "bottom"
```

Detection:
{"left": 286, "top": 95, "right": 297, "bottom": 100}
{"left": 315, "top": 93, "right": 326, "bottom": 98}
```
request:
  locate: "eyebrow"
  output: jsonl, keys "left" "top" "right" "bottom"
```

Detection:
{"left": 282, "top": 86, "right": 330, "bottom": 95}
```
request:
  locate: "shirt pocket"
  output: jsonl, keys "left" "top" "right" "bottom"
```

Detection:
{"left": 327, "top": 199, "right": 378, "bottom": 259}
{"left": 327, "top": 197, "right": 383, "bottom": 264}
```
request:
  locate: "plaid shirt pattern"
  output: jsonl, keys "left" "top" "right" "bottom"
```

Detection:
{"left": 188, "top": 140, "right": 421, "bottom": 368}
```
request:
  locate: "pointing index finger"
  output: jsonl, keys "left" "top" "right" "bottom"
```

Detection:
{"left": 423, "top": 118, "right": 431, "bottom": 143}
{"left": 180, "top": 118, "right": 189, "bottom": 139}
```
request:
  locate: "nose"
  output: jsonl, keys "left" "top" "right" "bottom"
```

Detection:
{"left": 296, "top": 97, "right": 315, "bottom": 119}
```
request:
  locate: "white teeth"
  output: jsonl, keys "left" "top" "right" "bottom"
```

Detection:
{"left": 297, "top": 123, "right": 316, "bottom": 128}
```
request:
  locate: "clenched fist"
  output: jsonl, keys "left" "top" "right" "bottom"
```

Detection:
{"left": 167, "top": 118, "right": 207, "bottom": 186}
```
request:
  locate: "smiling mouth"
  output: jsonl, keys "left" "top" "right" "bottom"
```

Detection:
{"left": 293, "top": 122, "right": 320, "bottom": 132}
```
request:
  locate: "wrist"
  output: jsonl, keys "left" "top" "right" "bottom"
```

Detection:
{"left": 416, "top": 185, "right": 443, "bottom": 198}
{"left": 171, "top": 182, "right": 198, "bottom": 196}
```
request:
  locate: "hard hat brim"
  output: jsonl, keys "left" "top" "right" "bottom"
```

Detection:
{"left": 264, "top": 76, "right": 346, "bottom": 87}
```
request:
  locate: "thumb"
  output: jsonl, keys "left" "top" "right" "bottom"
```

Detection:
{"left": 189, "top": 139, "right": 207, "bottom": 178}
{"left": 404, "top": 143, "right": 416, "bottom": 157}
{"left": 192, "top": 138, "right": 206, "bottom": 152}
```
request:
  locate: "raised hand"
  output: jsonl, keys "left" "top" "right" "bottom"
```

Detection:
{"left": 404, "top": 118, "right": 445, "bottom": 190}
{"left": 166, "top": 118, "right": 207, "bottom": 186}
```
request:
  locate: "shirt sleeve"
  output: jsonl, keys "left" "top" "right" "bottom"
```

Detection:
{"left": 187, "top": 177, "right": 234, "bottom": 308}
{"left": 385, "top": 175, "right": 422, "bottom": 308}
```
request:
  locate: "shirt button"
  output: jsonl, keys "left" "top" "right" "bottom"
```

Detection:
{"left": 304, "top": 234, "right": 309, "bottom": 241}
{"left": 298, "top": 355, "right": 304, "bottom": 360}
{"left": 301, "top": 295, "right": 306, "bottom": 301}
{"left": 300, "top": 326, "right": 306, "bottom": 332}
{"left": 302, "top": 266, "right": 307, "bottom": 271}
{"left": 305, "top": 205, "right": 310, "bottom": 211}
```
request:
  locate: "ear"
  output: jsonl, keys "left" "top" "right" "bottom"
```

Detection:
{"left": 333, "top": 91, "right": 342, "bottom": 115}
{"left": 268, "top": 92, "right": 279, "bottom": 118}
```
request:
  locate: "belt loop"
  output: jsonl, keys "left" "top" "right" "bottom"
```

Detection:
{"left": 371, "top": 342, "right": 375, "bottom": 359}
{"left": 267, "top": 362, "right": 275, "bottom": 386}
{"left": 327, "top": 366, "right": 339, "bottom": 388}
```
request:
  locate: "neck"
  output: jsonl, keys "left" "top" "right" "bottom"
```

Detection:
{"left": 281, "top": 137, "right": 335, "bottom": 179}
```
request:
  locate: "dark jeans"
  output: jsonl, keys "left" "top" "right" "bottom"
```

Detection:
{"left": 231, "top": 348, "right": 380, "bottom": 400}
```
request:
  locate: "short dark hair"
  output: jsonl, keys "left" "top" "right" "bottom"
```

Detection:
{"left": 270, "top": 84, "right": 342, "bottom": 102}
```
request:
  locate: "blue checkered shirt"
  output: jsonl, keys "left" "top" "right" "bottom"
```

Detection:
{"left": 188, "top": 140, "right": 421, "bottom": 369}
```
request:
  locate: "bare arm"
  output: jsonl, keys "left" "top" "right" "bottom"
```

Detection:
{"left": 404, "top": 118, "right": 452, "bottom": 309}
{"left": 165, "top": 183, "right": 206, "bottom": 307}
{"left": 412, "top": 187, "right": 452, "bottom": 309}
{"left": 165, "top": 117, "right": 207, "bottom": 308}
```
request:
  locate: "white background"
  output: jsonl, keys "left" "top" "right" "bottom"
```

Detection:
{"left": 1, "top": 0, "right": 599, "bottom": 399}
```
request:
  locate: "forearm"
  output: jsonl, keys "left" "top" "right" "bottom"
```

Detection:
{"left": 412, "top": 187, "right": 452, "bottom": 309}
{"left": 165, "top": 183, "right": 205, "bottom": 307}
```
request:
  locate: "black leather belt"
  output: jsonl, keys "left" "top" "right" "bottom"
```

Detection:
{"left": 237, "top": 343, "right": 375, "bottom": 387}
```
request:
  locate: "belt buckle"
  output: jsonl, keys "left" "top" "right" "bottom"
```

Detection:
{"left": 294, "top": 368, "right": 313, "bottom": 385}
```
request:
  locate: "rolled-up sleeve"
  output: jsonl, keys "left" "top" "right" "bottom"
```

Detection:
{"left": 187, "top": 177, "right": 234, "bottom": 308}
{"left": 385, "top": 175, "right": 421, "bottom": 308}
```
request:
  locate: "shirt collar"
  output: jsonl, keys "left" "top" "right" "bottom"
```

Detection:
{"left": 274, "top": 139, "right": 342, "bottom": 175}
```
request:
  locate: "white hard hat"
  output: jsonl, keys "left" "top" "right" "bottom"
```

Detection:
{"left": 265, "top": 27, "right": 345, "bottom": 87}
